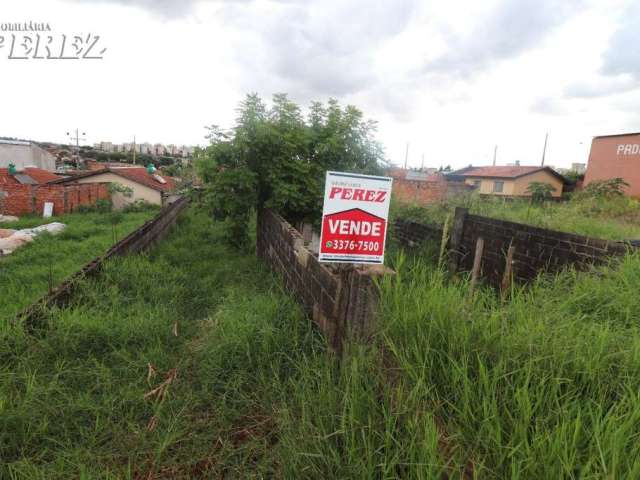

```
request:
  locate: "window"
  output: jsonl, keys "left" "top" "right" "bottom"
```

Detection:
{"left": 472, "top": 180, "right": 481, "bottom": 188}
{"left": 493, "top": 181, "right": 504, "bottom": 193}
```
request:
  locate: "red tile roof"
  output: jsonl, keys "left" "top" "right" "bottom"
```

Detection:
{"left": 455, "top": 166, "right": 557, "bottom": 179}
{"left": 109, "top": 168, "right": 176, "bottom": 192}
{"left": 48, "top": 167, "right": 176, "bottom": 192}
{"left": 0, "top": 167, "right": 60, "bottom": 185}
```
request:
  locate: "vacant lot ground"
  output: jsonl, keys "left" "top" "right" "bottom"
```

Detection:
{"left": 0, "top": 208, "right": 157, "bottom": 323}
{"left": 2, "top": 207, "right": 639, "bottom": 478}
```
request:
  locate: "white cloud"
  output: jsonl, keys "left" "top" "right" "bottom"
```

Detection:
{"left": 1, "top": 0, "right": 638, "bottom": 169}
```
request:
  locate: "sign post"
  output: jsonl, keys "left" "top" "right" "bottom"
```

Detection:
{"left": 319, "top": 171, "right": 393, "bottom": 264}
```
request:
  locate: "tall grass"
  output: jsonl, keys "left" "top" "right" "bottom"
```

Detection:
{"left": 378, "top": 252, "right": 640, "bottom": 478}
{"left": 2, "top": 207, "right": 639, "bottom": 478}
{"left": 0, "top": 209, "right": 157, "bottom": 323}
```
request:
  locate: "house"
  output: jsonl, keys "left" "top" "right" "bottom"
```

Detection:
{"left": 49, "top": 167, "right": 176, "bottom": 209}
{"left": 0, "top": 139, "right": 57, "bottom": 171}
{"left": 0, "top": 167, "right": 110, "bottom": 216}
{"left": 451, "top": 166, "right": 565, "bottom": 198}
{"left": 584, "top": 132, "right": 640, "bottom": 198}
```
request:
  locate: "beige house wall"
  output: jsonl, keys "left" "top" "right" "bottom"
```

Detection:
{"left": 74, "top": 172, "right": 162, "bottom": 209}
{"left": 512, "top": 170, "right": 563, "bottom": 197}
{"left": 464, "top": 178, "right": 516, "bottom": 195}
{"left": 464, "top": 171, "right": 563, "bottom": 197}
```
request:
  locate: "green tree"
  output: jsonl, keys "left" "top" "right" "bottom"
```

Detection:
{"left": 526, "top": 181, "right": 556, "bottom": 203}
{"left": 196, "top": 93, "right": 385, "bottom": 245}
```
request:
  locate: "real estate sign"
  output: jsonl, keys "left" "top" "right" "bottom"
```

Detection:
{"left": 319, "top": 171, "right": 393, "bottom": 264}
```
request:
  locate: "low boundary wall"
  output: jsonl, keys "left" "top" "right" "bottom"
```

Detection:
{"left": 17, "top": 196, "right": 189, "bottom": 325}
{"left": 257, "top": 209, "right": 392, "bottom": 349}
{"left": 395, "top": 208, "right": 637, "bottom": 287}
{"left": 394, "top": 218, "right": 444, "bottom": 248}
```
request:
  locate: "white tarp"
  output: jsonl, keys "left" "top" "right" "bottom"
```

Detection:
{"left": 0, "top": 222, "right": 66, "bottom": 255}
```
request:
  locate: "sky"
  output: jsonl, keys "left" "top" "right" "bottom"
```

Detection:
{"left": 1, "top": 0, "right": 639, "bottom": 169}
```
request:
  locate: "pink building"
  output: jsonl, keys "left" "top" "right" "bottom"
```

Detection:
{"left": 584, "top": 132, "right": 640, "bottom": 198}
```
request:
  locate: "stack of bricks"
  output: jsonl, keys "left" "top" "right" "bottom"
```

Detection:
{"left": 257, "top": 209, "right": 393, "bottom": 349}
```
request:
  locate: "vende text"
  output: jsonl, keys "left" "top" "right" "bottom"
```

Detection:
{"left": 328, "top": 219, "right": 382, "bottom": 236}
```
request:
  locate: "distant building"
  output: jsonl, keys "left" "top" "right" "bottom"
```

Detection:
{"left": 153, "top": 143, "right": 166, "bottom": 156}
{"left": 50, "top": 167, "right": 176, "bottom": 209}
{"left": 94, "top": 141, "right": 196, "bottom": 158}
{"left": 451, "top": 166, "right": 565, "bottom": 198}
{"left": 1, "top": 166, "right": 110, "bottom": 217}
{"left": 584, "top": 133, "right": 640, "bottom": 198}
{"left": 571, "top": 163, "right": 586, "bottom": 174}
{"left": 387, "top": 168, "right": 469, "bottom": 204}
{"left": 0, "top": 139, "right": 57, "bottom": 171}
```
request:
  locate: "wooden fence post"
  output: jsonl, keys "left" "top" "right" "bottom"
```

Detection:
{"left": 501, "top": 244, "right": 516, "bottom": 293}
{"left": 448, "top": 207, "right": 468, "bottom": 275}
{"left": 469, "top": 237, "right": 484, "bottom": 296}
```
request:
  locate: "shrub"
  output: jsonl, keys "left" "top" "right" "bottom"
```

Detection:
{"left": 196, "top": 93, "right": 385, "bottom": 246}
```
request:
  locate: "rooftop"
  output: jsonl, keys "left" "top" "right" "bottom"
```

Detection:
{"left": 452, "top": 165, "right": 563, "bottom": 180}
{"left": 593, "top": 132, "right": 640, "bottom": 139}
{"left": 0, "top": 139, "right": 31, "bottom": 146}
{"left": 0, "top": 167, "right": 61, "bottom": 185}
{"left": 49, "top": 167, "right": 176, "bottom": 192}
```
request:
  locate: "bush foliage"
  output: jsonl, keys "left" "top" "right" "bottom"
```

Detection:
{"left": 196, "top": 93, "right": 385, "bottom": 244}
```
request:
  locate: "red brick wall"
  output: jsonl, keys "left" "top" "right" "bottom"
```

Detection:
{"left": 393, "top": 176, "right": 468, "bottom": 204}
{"left": 0, "top": 183, "right": 111, "bottom": 216}
{"left": 0, "top": 184, "right": 35, "bottom": 216}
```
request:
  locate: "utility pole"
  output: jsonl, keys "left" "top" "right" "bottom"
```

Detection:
{"left": 541, "top": 133, "right": 549, "bottom": 166}
{"left": 493, "top": 145, "right": 498, "bottom": 166}
{"left": 404, "top": 142, "right": 409, "bottom": 170}
{"left": 421, "top": 153, "right": 425, "bottom": 170}
{"left": 66, "top": 129, "right": 86, "bottom": 168}
{"left": 133, "top": 135, "right": 136, "bottom": 165}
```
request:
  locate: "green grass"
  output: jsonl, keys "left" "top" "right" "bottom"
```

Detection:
{"left": 0, "top": 209, "right": 157, "bottom": 323}
{"left": 377, "top": 252, "right": 640, "bottom": 478}
{"left": 2, "top": 207, "right": 639, "bottom": 478}
{"left": 392, "top": 193, "right": 640, "bottom": 240}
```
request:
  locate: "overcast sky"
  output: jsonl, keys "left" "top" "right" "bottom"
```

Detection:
{"left": 1, "top": 0, "right": 639, "bottom": 169}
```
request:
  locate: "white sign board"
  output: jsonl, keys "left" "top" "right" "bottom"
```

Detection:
{"left": 318, "top": 171, "right": 392, "bottom": 264}
{"left": 43, "top": 202, "right": 54, "bottom": 218}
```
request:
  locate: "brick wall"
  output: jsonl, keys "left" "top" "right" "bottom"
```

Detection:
{"left": 449, "top": 208, "right": 635, "bottom": 287}
{"left": 257, "top": 209, "right": 392, "bottom": 349}
{"left": 0, "top": 183, "right": 110, "bottom": 216}
{"left": 393, "top": 208, "right": 636, "bottom": 287}
{"left": 394, "top": 218, "right": 444, "bottom": 248}
{"left": 393, "top": 176, "right": 469, "bottom": 205}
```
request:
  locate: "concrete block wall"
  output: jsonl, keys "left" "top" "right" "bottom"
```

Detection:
{"left": 257, "top": 209, "right": 392, "bottom": 348}
{"left": 394, "top": 208, "right": 636, "bottom": 287}
{"left": 394, "top": 218, "right": 444, "bottom": 248}
{"left": 449, "top": 208, "right": 635, "bottom": 287}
